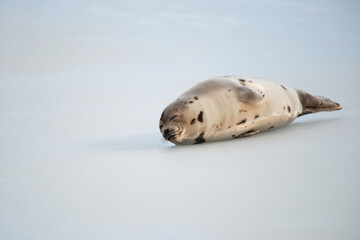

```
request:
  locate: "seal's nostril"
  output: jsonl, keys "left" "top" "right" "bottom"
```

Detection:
{"left": 164, "top": 129, "right": 170, "bottom": 135}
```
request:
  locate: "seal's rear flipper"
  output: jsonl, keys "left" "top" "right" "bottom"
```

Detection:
{"left": 296, "top": 90, "right": 343, "bottom": 117}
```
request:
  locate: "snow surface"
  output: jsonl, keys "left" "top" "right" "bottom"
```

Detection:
{"left": 1, "top": 0, "right": 360, "bottom": 239}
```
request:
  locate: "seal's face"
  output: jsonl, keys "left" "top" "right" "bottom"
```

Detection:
{"left": 159, "top": 113, "right": 183, "bottom": 143}
{"left": 159, "top": 100, "right": 190, "bottom": 144}
{"left": 159, "top": 110, "right": 184, "bottom": 144}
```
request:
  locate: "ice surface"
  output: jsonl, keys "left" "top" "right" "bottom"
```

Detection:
{"left": 1, "top": 1, "right": 360, "bottom": 239}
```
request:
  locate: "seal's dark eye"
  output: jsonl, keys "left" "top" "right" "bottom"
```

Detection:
{"left": 169, "top": 115, "right": 178, "bottom": 121}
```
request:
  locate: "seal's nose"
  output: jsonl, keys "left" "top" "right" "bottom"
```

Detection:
{"left": 164, "top": 128, "right": 170, "bottom": 136}
{"left": 163, "top": 128, "right": 173, "bottom": 138}
{"left": 163, "top": 126, "right": 181, "bottom": 139}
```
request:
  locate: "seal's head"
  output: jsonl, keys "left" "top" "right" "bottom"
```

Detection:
{"left": 159, "top": 100, "right": 186, "bottom": 144}
{"left": 159, "top": 99, "right": 198, "bottom": 144}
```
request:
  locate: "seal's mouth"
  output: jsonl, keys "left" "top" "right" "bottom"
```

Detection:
{"left": 167, "top": 134, "right": 176, "bottom": 141}
{"left": 166, "top": 133, "right": 183, "bottom": 144}
{"left": 162, "top": 126, "right": 182, "bottom": 143}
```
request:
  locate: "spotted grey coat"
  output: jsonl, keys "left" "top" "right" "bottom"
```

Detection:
{"left": 159, "top": 76, "right": 342, "bottom": 145}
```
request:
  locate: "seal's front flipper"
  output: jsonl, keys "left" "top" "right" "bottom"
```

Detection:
{"left": 235, "top": 86, "right": 264, "bottom": 104}
{"left": 297, "top": 90, "right": 343, "bottom": 117}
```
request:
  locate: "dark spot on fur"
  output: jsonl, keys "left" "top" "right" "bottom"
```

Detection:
{"left": 237, "top": 119, "right": 247, "bottom": 125}
{"left": 194, "top": 132, "right": 206, "bottom": 144}
{"left": 268, "top": 126, "right": 275, "bottom": 129}
{"left": 239, "top": 79, "right": 245, "bottom": 83}
{"left": 228, "top": 126, "right": 231, "bottom": 129}
{"left": 283, "top": 106, "right": 286, "bottom": 110}
{"left": 287, "top": 106, "right": 291, "bottom": 113}
{"left": 254, "top": 115, "right": 259, "bottom": 119}
{"left": 281, "top": 85, "right": 287, "bottom": 91}
{"left": 191, "top": 119, "right": 196, "bottom": 125}
{"left": 194, "top": 96, "right": 198, "bottom": 100}
{"left": 232, "top": 135, "right": 236, "bottom": 138}
{"left": 239, "top": 109, "right": 247, "bottom": 113}
{"left": 189, "top": 100, "right": 194, "bottom": 103}
{"left": 228, "top": 89, "right": 231, "bottom": 92}
{"left": 240, "top": 129, "right": 257, "bottom": 137}
{"left": 197, "top": 111, "right": 203, "bottom": 122}
{"left": 320, "top": 102, "right": 323, "bottom": 106}
{"left": 233, "top": 129, "right": 258, "bottom": 138}
{"left": 244, "top": 129, "right": 256, "bottom": 134}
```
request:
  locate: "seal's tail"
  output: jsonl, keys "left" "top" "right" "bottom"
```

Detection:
{"left": 296, "top": 90, "right": 343, "bottom": 117}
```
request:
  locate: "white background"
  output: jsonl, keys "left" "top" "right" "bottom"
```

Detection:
{"left": 1, "top": 0, "right": 359, "bottom": 239}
